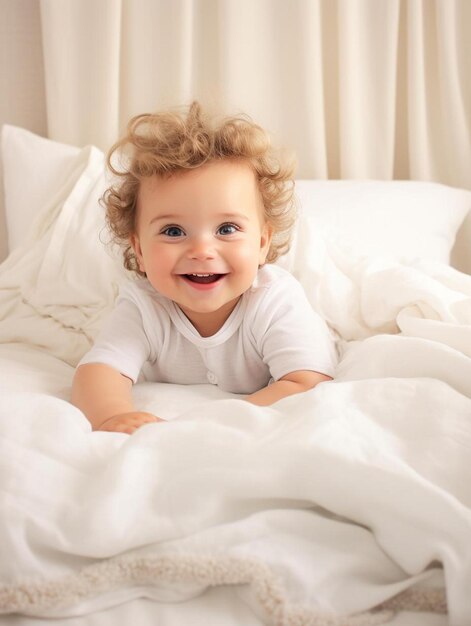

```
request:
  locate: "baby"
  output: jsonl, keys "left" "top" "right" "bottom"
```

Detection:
{"left": 72, "top": 102, "right": 337, "bottom": 434}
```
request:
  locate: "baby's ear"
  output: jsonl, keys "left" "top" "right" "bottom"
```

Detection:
{"left": 258, "top": 222, "right": 273, "bottom": 265}
{"left": 130, "top": 235, "right": 145, "bottom": 273}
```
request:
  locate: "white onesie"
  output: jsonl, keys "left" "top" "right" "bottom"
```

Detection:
{"left": 79, "top": 264, "right": 337, "bottom": 394}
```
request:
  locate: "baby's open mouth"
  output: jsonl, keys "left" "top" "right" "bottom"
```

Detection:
{"left": 184, "top": 273, "right": 224, "bottom": 284}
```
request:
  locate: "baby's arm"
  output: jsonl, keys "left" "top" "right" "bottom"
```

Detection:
{"left": 245, "top": 370, "right": 332, "bottom": 406}
{"left": 71, "top": 363, "right": 163, "bottom": 434}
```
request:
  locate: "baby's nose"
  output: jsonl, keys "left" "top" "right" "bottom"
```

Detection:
{"left": 187, "top": 234, "right": 216, "bottom": 260}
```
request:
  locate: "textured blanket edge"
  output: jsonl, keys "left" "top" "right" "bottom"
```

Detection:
{"left": 0, "top": 553, "right": 446, "bottom": 626}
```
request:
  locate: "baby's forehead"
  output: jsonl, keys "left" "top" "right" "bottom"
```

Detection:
{"left": 137, "top": 159, "right": 263, "bottom": 210}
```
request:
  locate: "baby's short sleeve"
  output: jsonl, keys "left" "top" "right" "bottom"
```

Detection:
{"left": 78, "top": 297, "right": 152, "bottom": 383}
{"left": 252, "top": 272, "right": 338, "bottom": 381}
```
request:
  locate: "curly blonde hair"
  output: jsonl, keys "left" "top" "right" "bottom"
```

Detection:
{"left": 104, "top": 102, "right": 296, "bottom": 276}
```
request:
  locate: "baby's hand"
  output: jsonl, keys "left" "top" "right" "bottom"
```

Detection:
{"left": 96, "top": 411, "right": 163, "bottom": 434}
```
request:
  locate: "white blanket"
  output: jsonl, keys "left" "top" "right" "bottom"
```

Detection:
{"left": 0, "top": 240, "right": 470, "bottom": 625}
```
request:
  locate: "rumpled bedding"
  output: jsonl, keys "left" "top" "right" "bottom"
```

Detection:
{"left": 0, "top": 213, "right": 470, "bottom": 625}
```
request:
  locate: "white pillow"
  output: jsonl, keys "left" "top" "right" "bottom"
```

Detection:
{"left": 1, "top": 125, "right": 81, "bottom": 252}
{"left": 0, "top": 129, "right": 128, "bottom": 366}
{"left": 293, "top": 179, "right": 471, "bottom": 266}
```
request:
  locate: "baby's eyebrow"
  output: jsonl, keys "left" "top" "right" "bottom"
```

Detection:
{"left": 149, "top": 212, "right": 250, "bottom": 225}
{"left": 149, "top": 214, "right": 183, "bottom": 224}
{"left": 217, "top": 213, "right": 249, "bottom": 222}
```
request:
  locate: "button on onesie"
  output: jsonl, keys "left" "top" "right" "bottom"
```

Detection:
{"left": 206, "top": 371, "right": 218, "bottom": 384}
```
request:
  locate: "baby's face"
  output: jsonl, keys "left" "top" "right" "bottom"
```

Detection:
{"left": 131, "top": 159, "right": 272, "bottom": 335}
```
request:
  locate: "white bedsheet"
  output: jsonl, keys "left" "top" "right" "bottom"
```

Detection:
{"left": 0, "top": 252, "right": 470, "bottom": 625}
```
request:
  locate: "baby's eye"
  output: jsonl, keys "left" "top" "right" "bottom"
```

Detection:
{"left": 217, "top": 223, "right": 239, "bottom": 236}
{"left": 161, "top": 225, "right": 185, "bottom": 237}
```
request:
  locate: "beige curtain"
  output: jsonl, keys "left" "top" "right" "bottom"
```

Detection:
{"left": 39, "top": 0, "right": 471, "bottom": 188}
